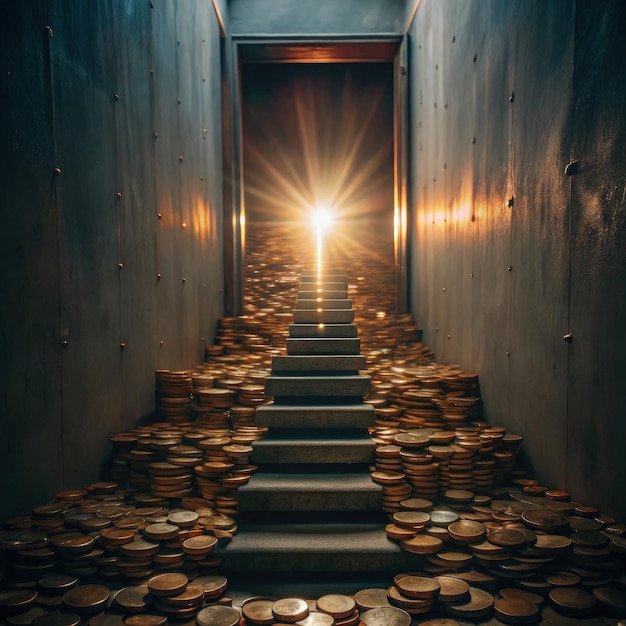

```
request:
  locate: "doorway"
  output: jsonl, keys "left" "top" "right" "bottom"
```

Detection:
{"left": 227, "top": 39, "right": 407, "bottom": 315}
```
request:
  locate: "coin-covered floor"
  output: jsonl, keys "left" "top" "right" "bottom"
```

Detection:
{"left": 1, "top": 220, "right": 625, "bottom": 626}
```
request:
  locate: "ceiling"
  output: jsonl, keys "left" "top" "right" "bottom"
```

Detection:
{"left": 237, "top": 39, "right": 401, "bottom": 63}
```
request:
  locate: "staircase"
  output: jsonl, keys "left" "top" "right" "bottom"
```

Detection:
{"left": 216, "top": 270, "right": 415, "bottom": 591}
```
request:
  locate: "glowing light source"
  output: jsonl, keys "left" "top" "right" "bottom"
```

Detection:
{"left": 311, "top": 205, "right": 334, "bottom": 234}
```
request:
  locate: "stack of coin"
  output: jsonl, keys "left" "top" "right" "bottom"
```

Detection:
{"left": 381, "top": 481, "right": 413, "bottom": 515}
{"left": 149, "top": 462, "right": 193, "bottom": 501}
{"left": 397, "top": 389, "right": 445, "bottom": 430}
{"left": 204, "top": 344, "right": 224, "bottom": 359}
{"left": 49, "top": 532, "right": 99, "bottom": 578}
{"left": 109, "top": 434, "right": 139, "bottom": 484}
{"left": 237, "top": 384, "right": 267, "bottom": 408}
{"left": 229, "top": 405, "right": 256, "bottom": 430}
{"left": 375, "top": 444, "right": 403, "bottom": 474}
{"left": 155, "top": 371, "right": 192, "bottom": 423}
{"left": 191, "top": 373, "right": 214, "bottom": 396}
{"left": 373, "top": 406, "right": 403, "bottom": 429}
{"left": 445, "top": 443, "right": 476, "bottom": 492}
{"left": 389, "top": 574, "right": 440, "bottom": 616}
{"left": 400, "top": 447, "right": 439, "bottom": 501}
{"left": 436, "top": 395, "right": 480, "bottom": 427}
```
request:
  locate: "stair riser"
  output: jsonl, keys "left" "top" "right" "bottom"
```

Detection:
{"left": 238, "top": 491, "right": 382, "bottom": 512}
{"left": 271, "top": 355, "right": 366, "bottom": 373}
{"left": 286, "top": 339, "right": 360, "bottom": 355}
{"left": 251, "top": 441, "right": 375, "bottom": 465}
{"left": 255, "top": 404, "right": 375, "bottom": 429}
{"left": 293, "top": 310, "right": 354, "bottom": 324}
{"left": 288, "top": 324, "right": 357, "bottom": 338}
{"left": 296, "top": 299, "right": 352, "bottom": 310}
{"left": 265, "top": 376, "right": 371, "bottom": 397}
{"left": 298, "top": 291, "right": 348, "bottom": 299}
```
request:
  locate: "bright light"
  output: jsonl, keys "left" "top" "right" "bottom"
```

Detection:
{"left": 312, "top": 206, "right": 334, "bottom": 234}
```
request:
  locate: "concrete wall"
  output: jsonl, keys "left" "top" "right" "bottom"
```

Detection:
{"left": 229, "top": 0, "right": 407, "bottom": 35}
{"left": 408, "top": 0, "right": 626, "bottom": 519}
{"left": 0, "top": 0, "right": 224, "bottom": 520}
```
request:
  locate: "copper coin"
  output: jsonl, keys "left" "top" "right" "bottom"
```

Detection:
{"left": 386, "top": 524, "right": 416, "bottom": 540}
{"left": 442, "top": 587, "right": 494, "bottom": 619}
{"left": 242, "top": 599, "right": 275, "bottom": 625}
{"left": 533, "top": 534, "right": 572, "bottom": 551}
{"left": 545, "top": 572, "right": 581, "bottom": 587}
{"left": 392, "top": 511, "right": 430, "bottom": 528}
{"left": 272, "top": 598, "right": 309, "bottom": 622}
{"left": 487, "top": 528, "right": 527, "bottom": 548}
{"left": 157, "top": 585, "right": 205, "bottom": 608}
{"left": 354, "top": 589, "right": 390, "bottom": 611}
{"left": 143, "top": 523, "right": 180, "bottom": 541}
{"left": 447, "top": 520, "right": 486, "bottom": 543}
{"left": 433, "top": 577, "right": 470, "bottom": 603}
{"left": 387, "top": 586, "right": 433, "bottom": 613}
{"left": 196, "top": 605, "right": 240, "bottom": 626}
{"left": 168, "top": 511, "right": 199, "bottom": 528}
{"left": 62, "top": 585, "right": 110, "bottom": 614}
{"left": 100, "top": 527, "right": 135, "bottom": 545}
{"left": 37, "top": 574, "right": 78, "bottom": 595}
{"left": 443, "top": 490, "right": 474, "bottom": 503}
{"left": 399, "top": 498, "right": 433, "bottom": 510}
{"left": 521, "top": 510, "right": 570, "bottom": 532}
{"left": 148, "top": 573, "right": 188, "bottom": 597}
{"left": 295, "top": 612, "right": 335, "bottom": 626}
{"left": 401, "top": 534, "right": 443, "bottom": 554}
{"left": 182, "top": 534, "right": 217, "bottom": 555}
{"left": 316, "top": 594, "right": 356, "bottom": 619}
{"left": 0, "top": 590, "right": 38, "bottom": 612}
{"left": 395, "top": 576, "right": 440, "bottom": 599}
{"left": 50, "top": 533, "right": 95, "bottom": 554}
{"left": 119, "top": 537, "right": 160, "bottom": 558}
{"left": 361, "top": 606, "right": 412, "bottom": 626}
{"left": 494, "top": 598, "right": 539, "bottom": 624}
{"left": 124, "top": 615, "right": 168, "bottom": 626}
{"left": 549, "top": 588, "right": 597, "bottom": 616}
{"left": 193, "top": 575, "right": 228, "bottom": 598}
{"left": 113, "top": 586, "right": 152, "bottom": 613}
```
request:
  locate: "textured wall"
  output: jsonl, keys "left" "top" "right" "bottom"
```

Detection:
{"left": 229, "top": 0, "right": 407, "bottom": 35}
{"left": 0, "top": 0, "right": 224, "bottom": 520}
{"left": 408, "top": 0, "right": 626, "bottom": 519}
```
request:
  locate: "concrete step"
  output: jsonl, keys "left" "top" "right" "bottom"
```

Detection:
{"left": 300, "top": 272, "right": 348, "bottom": 285}
{"left": 237, "top": 473, "right": 381, "bottom": 512}
{"left": 288, "top": 324, "right": 357, "bottom": 338}
{"left": 293, "top": 309, "right": 354, "bottom": 324}
{"left": 265, "top": 375, "right": 371, "bottom": 398}
{"left": 298, "top": 290, "right": 348, "bottom": 299}
{"left": 295, "top": 299, "right": 352, "bottom": 310}
{"left": 255, "top": 403, "right": 375, "bottom": 429}
{"left": 215, "top": 522, "right": 418, "bottom": 574}
{"left": 251, "top": 434, "right": 375, "bottom": 465}
{"left": 286, "top": 338, "right": 360, "bottom": 355}
{"left": 271, "top": 355, "right": 366, "bottom": 373}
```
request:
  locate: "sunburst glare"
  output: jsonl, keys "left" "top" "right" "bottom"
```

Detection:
{"left": 242, "top": 63, "right": 394, "bottom": 270}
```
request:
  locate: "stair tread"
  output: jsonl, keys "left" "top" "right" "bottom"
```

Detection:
{"left": 240, "top": 472, "right": 378, "bottom": 492}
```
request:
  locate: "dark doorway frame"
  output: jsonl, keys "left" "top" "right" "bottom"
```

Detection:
{"left": 225, "top": 36, "right": 408, "bottom": 315}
